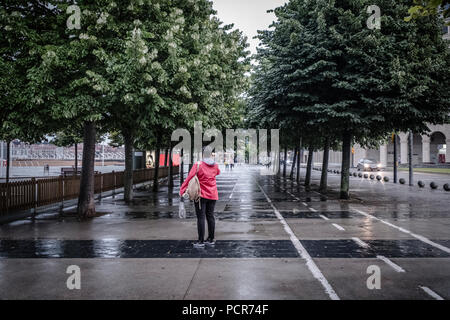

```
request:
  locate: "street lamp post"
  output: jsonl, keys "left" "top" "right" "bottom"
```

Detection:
{"left": 393, "top": 134, "right": 398, "bottom": 183}
{"left": 0, "top": 141, "right": 3, "bottom": 178}
{"left": 408, "top": 131, "right": 413, "bottom": 186}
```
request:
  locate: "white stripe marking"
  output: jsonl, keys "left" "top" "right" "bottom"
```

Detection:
{"left": 319, "top": 214, "right": 330, "bottom": 221}
{"left": 352, "top": 208, "right": 450, "bottom": 254}
{"left": 376, "top": 255, "right": 405, "bottom": 273}
{"left": 62, "top": 205, "right": 77, "bottom": 211}
{"left": 229, "top": 177, "right": 238, "bottom": 199}
{"left": 419, "top": 286, "right": 444, "bottom": 300}
{"left": 352, "top": 237, "right": 370, "bottom": 248}
{"left": 302, "top": 202, "right": 308, "bottom": 207}
{"left": 308, "top": 207, "right": 317, "bottom": 212}
{"left": 332, "top": 223, "right": 345, "bottom": 231}
{"left": 257, "top": 181, "right": 340, "bottom": 300}
{"left": 289, "top": 193, "right": 301, "bottom": 201}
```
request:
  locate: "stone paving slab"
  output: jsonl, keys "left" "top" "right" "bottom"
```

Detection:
{"left": 0, "top": 240, "right": 300, "bottom": 259}
{"left": 300, "top": 239, "right": 450, "bottom": 258}
{"left": 184, "top": 258, "right": 329, "bottom": 300}
{"left": 313, "top": 258, "right": 440, "bottom": 300}
{"left": 0, "top": 218, "right": 290, "bottom": 241}
{"left": 287, "top": 217, "right": 416, "bottom": 240}
{"left": 0, "top": 258, "right": 198, "bottom": 300}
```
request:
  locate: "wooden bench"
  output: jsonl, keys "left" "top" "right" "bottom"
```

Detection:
{"left": 61, "top": 168, "right": 101, "bottom": 177}
{"left": 61, "top": 167, "right": 82, "bottom": 177}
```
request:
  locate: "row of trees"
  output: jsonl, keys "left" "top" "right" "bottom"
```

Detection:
{"left": 247, "top": 0, "right": 450, "bottom": 199}
{"left": 1, "top": 1, "right": 250, "bottom": 217}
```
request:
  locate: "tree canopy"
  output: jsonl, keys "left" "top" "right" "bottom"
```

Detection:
{"left": 247, "top": 0, "right": 450, "bottom": 198}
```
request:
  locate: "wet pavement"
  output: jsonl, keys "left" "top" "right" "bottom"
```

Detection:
{"left": 0, "top": 165, "right": 449, "bottom": 300}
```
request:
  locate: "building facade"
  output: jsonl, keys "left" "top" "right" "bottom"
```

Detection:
{"left": 354, "top": 125, "right": 450, "bottom": 167}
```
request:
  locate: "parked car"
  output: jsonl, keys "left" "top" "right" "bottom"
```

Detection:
{"left": 357, "top": 158, "right": 384, "bottom": 171}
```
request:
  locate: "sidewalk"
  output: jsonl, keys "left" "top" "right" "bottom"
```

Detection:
{"left": 0, "top": 165, "right": 449, "bottom": 299}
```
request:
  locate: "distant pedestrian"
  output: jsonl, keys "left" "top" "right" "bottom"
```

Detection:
{"left": 180, "top": 148, "right": 220, "bottom": 248}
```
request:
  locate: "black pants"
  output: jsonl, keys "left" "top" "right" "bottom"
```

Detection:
{"left": 194, "top": 198, "right": 216, "bottom": 242}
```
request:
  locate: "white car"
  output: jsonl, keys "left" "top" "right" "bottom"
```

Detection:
{"left": 357, "top": 159, "right": 384, "bottom": 171}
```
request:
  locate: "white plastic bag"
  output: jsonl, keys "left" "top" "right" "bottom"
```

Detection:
{"left": 178, "top": 198, "right": 186, "bottom": 219}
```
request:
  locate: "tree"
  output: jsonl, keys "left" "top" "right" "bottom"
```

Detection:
{"left": 52, "top": 127, "right": 83, "bottom": 172}
{"left": 102, "top": 1, "right": 249, "bottom": 199}
{"left": 27, "top": 1, "right": 113, "bottom": 218}
{"left": 248, "top": 0, "right": 450, "bottom": 200}
{"left": 405, "top": 0, "right": 449, "bottom": 23}
{"left": 1, "top": 1, "right": 63, "bottom": 184}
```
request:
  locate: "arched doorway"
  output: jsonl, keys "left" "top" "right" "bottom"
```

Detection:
{"left": 412, "top": 133, "right": 423, "bottom": 165}
{"left": 430, "top": 132, "right": 446, "bottom": 164}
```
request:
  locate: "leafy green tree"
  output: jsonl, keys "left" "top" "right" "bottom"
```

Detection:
{"left": 95, "top": 1, "right": 249, "bottom": 200}
{"left": 52, "top": 127, "right": 83, "bottom": 172}
{"left": 1, "top": 1, "right": 63, "bottom": 183}
{"left": 249, "top": 0, "right": 450, "bottom": 199}
{"left": 405, "top": 0, "right": 449, "bottom": 22}
{"left": 27, "top": 1, "right": 113, "bottom": 218}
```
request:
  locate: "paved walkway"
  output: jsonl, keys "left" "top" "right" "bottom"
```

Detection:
{"left": 0, "top": 165, "right": 449, "bottom": 299}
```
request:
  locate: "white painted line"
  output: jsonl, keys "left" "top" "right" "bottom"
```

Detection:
{"left": 257, "top": 180, "right": 340, "bottom": 300}
{"left": 376, "top": 255, "right": 405, "bottom": 273}
{"left": 332, "top": 223, "right": 345, "bottom": 231}
{"left": 319, "top": 214, "right": 330, "bottom": 221}
{"left": 302, "top": 202, "right": 308, "bottom": 207}
{"left": 308, "top": 207, "right": 317, "bottom": 212}
{"left": 352, "top": 237, "right": 370, "bottom": 248}
{"left": 229, "top": 179, "right": 238, "bottom": 199}
{"left": 419, "top": 286, "right": 444, "bottom": 300}
{"left": 286, "top": 191, "right": 300, "bottom": 201}
{"left": 352, "top": 208, "right": 450, "bottom": 254}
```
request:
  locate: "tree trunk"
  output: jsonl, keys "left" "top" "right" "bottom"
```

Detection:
{"left": 153, "top": 136, "right": 161, "bottom": 192}
{"left": 278, "top": 151, "right": 281, "bottom": 174}
{"left": 296, "top": 137, "right": 302, "bottom": 182}
{"left": 77, "top": 121, "right": 96, "bottom": 219}
{"left": 6, "top": 141, "right": 10, "bottom": 184}
{"left": 393, "top": 134, "right": 398, "bottom": 183}
{"left": 168, "top": 143, "right": 174, "bottom": 189}
{"left": 189, "top": 142, "right": 194, "bottom": 172}
{"left": 180, "top": 149, "right": 184, "bottom": 185}
{"left": 408, "top": 131, "right": 413, "bottom": 186}
{"left": 5, "top": 141, "right": 11, "bottom": 213}
{"left": 282, "top": 146, "right": 287, "bottom": 177}
{"left": 305, "top": 145, "right": 313, "bottom": 188}
{"left": 123, "top": 131, "right": 134, "bottom": 203}
{"left": 290, "top": 146, "right": 298, "bottom": 178}
{"left": 164, "top": 148, "right": 169, "bottom": 167}
{"left": 340, "top": 131, "right": 352, "bottom": 200}
{"left": 74, "top": 143, "right": 78, "bottom": 175}
{"left": 319, "top": 138, "right": 330, "bottom": 192}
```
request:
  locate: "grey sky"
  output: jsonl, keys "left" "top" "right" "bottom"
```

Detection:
{"left": 212, "top": 0, "right": 287, "bottom": 55}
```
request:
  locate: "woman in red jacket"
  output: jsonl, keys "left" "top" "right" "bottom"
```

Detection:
{"left": 180, "top": 153, "right": 220, "bottom": 248}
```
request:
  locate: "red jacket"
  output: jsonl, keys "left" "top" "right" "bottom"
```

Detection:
{"left": 180, "top": 161, "right": 221, "bottom": 200}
